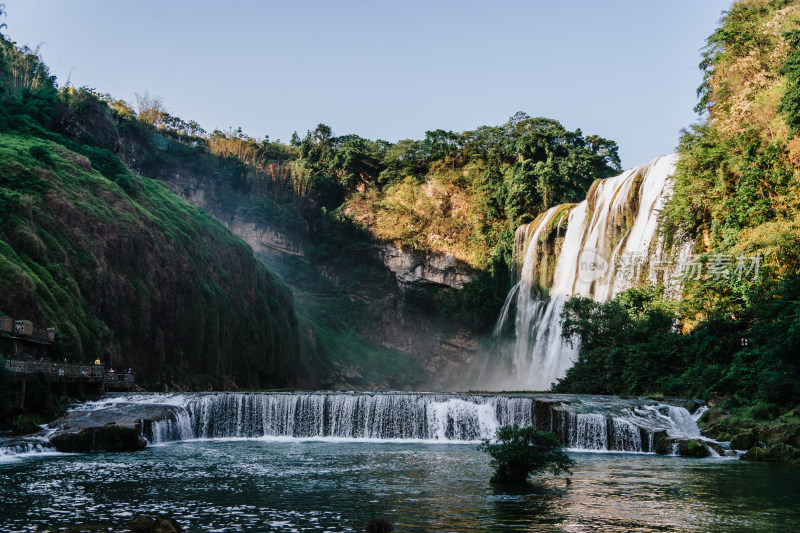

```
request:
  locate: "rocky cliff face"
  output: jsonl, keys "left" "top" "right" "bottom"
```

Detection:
{"left": 378, "top": 243, "right": 478, "bottom": 289}
{"left": 133, "top": 144, "right": 481, "bottom": 390}
{"left": 156, "top": 158, "right": 478, "bottom": 290}
{"left": 227, "top": 220, "right": 304, "bottom": 258}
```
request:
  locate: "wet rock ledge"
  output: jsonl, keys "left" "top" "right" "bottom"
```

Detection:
{"left": 48, "top": 404, "right": 178, "bottom": 453}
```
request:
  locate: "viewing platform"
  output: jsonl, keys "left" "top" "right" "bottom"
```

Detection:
{"left": 4, "top": 359, "right": 136, "bottom": 409}
{"left": 4, "top": 359, "right": 135, "bottom": 389}
{"left": 2, "top": 315, "right": 135, "bottom": 408}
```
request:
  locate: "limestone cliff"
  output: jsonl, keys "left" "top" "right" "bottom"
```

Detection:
{"left": 123, "top": 140, "right": 481, "bottom": 390}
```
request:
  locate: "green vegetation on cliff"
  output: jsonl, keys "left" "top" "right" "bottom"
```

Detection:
{"left": 203, "top": 116, "right": 621, "bottom": 330}
{"left": 663, "top": 0, "right": 800, "bottom": 314}
{"left": 0, "top": 32, "right": 299, "bottom": 390}
{"left": 294, "top": 115, "right": 621, "bottom": 268}
{"left": 556, "top": 281, "right": 799, "bottom": 403}
{"left": 204, "top": 117, "right": 620, "bottom": 267}
{"left": 555, "top": 0, "right": 800, "bottom": 461}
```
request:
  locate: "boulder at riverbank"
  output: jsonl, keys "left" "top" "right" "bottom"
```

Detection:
{"left": 47, "top": 404, "right": 180, "bottom": 453}
{"left": 48, "top": 409, "right": 146, "bottom": 452}
{"left": 742, "top": 443, "right": 800, "bottom": 464}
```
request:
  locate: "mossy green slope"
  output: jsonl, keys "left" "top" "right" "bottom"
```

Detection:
{"left": 0, "top": 132, "right": 299, "bottom": 389}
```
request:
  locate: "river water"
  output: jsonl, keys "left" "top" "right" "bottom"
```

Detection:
{"left": 1, "top": 438, "right": 798, "bottom": 532}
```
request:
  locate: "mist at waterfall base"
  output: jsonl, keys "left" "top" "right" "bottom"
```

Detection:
{"left": 2, "top": 393, "right": 799, "bottom": 532}
{"left": 482, "top": 154, "right": 685, "bottom": 391}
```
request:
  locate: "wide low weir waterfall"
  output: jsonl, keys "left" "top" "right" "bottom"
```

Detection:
{"left": 56, "top": 391, "right": 714, "bottom": 455}
{"left": 491, "top": 154, "right": 690, "bottom": 391}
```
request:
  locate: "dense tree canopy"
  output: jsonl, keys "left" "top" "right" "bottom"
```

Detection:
{"left": 556, "top": 278, "right": 800, "bottom": 405}
{"left": 201, "top": 112, "right": 621, "bottom": 330}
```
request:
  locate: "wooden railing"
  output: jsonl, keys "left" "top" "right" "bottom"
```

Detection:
{"left": 103, "top": 372, "right": 135, "bottom": 385}
{"left": 3, "top": 359, "right": 134, "bottom": 387}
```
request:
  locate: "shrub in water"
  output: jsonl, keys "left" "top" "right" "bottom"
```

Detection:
{"left": 478, "top": 424, "right": 575, "bottom": 484}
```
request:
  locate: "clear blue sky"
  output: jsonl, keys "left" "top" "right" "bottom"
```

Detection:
{"left": 3, "top": 0, "right": 731, "bottom": 168}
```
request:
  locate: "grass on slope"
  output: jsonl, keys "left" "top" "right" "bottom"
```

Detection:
{"left": 0, "top": 132, "right": 299, "bottom": 389}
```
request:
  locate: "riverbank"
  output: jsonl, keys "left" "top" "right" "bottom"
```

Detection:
{"left": 699, "top": 398, "right": 800, "bottom": 464}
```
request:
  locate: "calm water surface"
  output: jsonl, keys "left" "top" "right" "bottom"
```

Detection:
{"left": 1, "top": 439, "right": 798, "bottom": 532}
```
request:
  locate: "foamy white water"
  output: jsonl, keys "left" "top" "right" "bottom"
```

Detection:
{"left": 62, "top": 392, "right": 714, "bottom": 455}
{"left": 492, "top": 154, "right": 682, "bottom": 390}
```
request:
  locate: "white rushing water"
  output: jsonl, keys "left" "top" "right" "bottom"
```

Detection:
{"left": 0, "top": 428, "right": 59, "bottom": 462}
{"left": 168, "top": 393, "right": 534, "bottom": 443}
{"left": 492, "top": 154, "right": 681, "bottom": 391}
{"left": 0, "top": 392, "right": 718, "bottom": 459}
{"left": 75, "top": 392, "right": 535, "bottom": 444}
{"left": 60, "top": 392, "right": 713, "bottom": 455}
{"left": 0, "top": 439, "right": 57, "bottom": 462}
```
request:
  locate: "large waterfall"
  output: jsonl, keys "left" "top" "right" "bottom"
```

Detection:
{"left": 491, "top": 154, "right": 685, "bottom": 391}
{"left": 50, "top": 392, "right": 713, "bottom": 455}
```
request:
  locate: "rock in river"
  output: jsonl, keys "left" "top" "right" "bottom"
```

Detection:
{"left": 48, "top": 404, "right": 180, "bottom": 453}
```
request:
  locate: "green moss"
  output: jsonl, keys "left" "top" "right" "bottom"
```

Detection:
{"left": 10, "top": 415, "right": 41, "bottom": 436}
{"left": 742, "top": 443, "right": 800, "bottom": 464}
{"left": 653, "top": 432, "right": 668, "bottom": 455}
{"left": 0, "top": 130, "right": 300, "bottom": 389}
{"left": 684, "top": 439, "right": 711, "bottom": 458}
{"left": 730, "top": 430, "right": 759, "bottom": 450}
